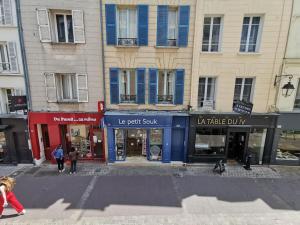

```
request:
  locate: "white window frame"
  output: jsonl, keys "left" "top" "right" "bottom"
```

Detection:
{"left": 0, "top": 0, "right": 4, "bottom": 25}
{"left": 116, "top": 7, "right": 138, "bottom": 45}
{"left": 54, "top": 12, "right": 74, "bottom": 43}
{"left": 240, "top": 15, "right": 263, "bottom": 53}
{"left": 234, "top": 77, "right": 255, "bottom": 102}
{"left": 157, "top": 70, "right": 175, "bottom": 104}
{"left": 198, "top": 77, "right": 217, "bottom": 109}
{"left": 119, "top": 69, "right": 137, "bottom": 102}
{"left": 0, "top": 43, "right": 9, "bottom": 71}
{"left": 202, "top": 16, "right": 223, "bottom": 52}
{"left": 57, "top": 73, "right": 77, "bottom": 101}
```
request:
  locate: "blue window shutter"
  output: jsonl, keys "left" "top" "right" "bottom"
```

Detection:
{"left": 178, "top": 6, "right": 190, "bottom": 47}
{"left": 156, "top": 5, "right": 168, "bottom": 46}
{"left": 175, "top": 69, "right": 184, "bottom": 104}
{"left": 137, "top": 68, "right": 145, "bottom": 104}
{"left": 149, "top": 68, "right": 158, "bottom": 104}
{"left": 138, "top": 5, "right": 148, "bottom": 46}
{"left": 110, "top": 68, "right": 119, "bottom": 104}
{"left": 105, "top": 4, "right": 116, "bottom": 45}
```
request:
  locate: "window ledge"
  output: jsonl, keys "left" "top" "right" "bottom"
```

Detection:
{"left": 118, "top": 103, "right": 138, "bottom": 106}
{"left": 0, "top": 72, "right": 22, "bottom": 76}
{"left": 155, "top": 46, "right": 180, "bottom": 49}
{"left": 237, "top": 52, "right": 261, "bottom": 56}
{"left": 200, "top": 51, "right": 223, "bottom": 55}
{"left": 115, "top": 45, "right": 140, "bottom": 48}
{"left": 155, "top": 104, "right": 177, "bottom": 107}
{"left": 57, "top": 100, "right": 79, "bottom": 104}
{"left": 50, "top": 42, "right": 77, "bottom": 45}
{"left": 0, "top": 25, "right": 17, "bottom": 28}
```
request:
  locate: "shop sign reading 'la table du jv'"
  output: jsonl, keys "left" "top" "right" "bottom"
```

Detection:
{"left": 197, "top": 116, "right": 247, "bottom": 126}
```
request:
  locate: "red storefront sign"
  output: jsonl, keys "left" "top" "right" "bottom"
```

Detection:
{"left": 28, "top": 112, "right": 104, "bottom": 162}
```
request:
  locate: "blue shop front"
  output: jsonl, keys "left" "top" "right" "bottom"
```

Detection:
{"left": 104, "top": 111, "right": 189, "bottom": 163}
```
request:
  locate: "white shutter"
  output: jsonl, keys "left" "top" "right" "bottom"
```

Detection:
{"left": 36, "top": 9, "right": 51, "bottom": 42}
{"left": 72, "top": 10, "right": 85, "bottom": 43}
{"left": 44, "top": 72, "right": 57, "bottom": 102}
{"left": 7, "top": 42, "right": 18, "bottom": 73}
{"left": 76, "top": 74, "right": 88, "bottom": 102}
{"left": 3, "top": 0, "right": 12, "bottom": 25}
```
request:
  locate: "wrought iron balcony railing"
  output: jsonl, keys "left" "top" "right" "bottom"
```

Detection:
{"left": 158, "top": 95, "right": 173, "bottom": 104}
{"left": 118, "top": 38, "right": 138, "bottom": 46}
{"left": 120, "top": 94, "right": 137, "bottom": 103}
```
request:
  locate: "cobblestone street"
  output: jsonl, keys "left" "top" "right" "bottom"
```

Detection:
{"left": 0, "top": 163, "right": 299, "bottom": 225}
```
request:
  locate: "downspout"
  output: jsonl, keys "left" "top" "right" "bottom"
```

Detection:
{"left": 16, "top": 0, "right": 35, "bottom": 164}
{"left": 99, "top": 0, "right": 106, "bottom": 106}
{"left": 15, "top": 0, "right": 31, "bottom": 110}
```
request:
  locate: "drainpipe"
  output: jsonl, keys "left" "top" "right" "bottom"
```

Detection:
{"left": 15, "top": 0, "right": 31, "bottom": 111}
{"left": 99, "top": 0, "right": 106, "bottom": 107}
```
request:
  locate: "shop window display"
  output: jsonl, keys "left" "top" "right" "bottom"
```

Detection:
{"left": 277, "top": 130, "right": 300, "bottom": 161}
{"left": 248, "top": 128, "right": 267, "bottom": 164}
{"left": 115, "top": 129, "right": 125, "bottom": 160}
{"left": 0, "top": 132, "right": 7, "bottom": 162}
{"left": 194, "top": 128, "right": 226, "bottom": 156}
{"left": 149, "top": 129, "right": 163, "bottom": 161}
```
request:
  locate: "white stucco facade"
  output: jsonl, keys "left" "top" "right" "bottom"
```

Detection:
{"left": 0, "top": 0, "right": 25, "bottom": 114}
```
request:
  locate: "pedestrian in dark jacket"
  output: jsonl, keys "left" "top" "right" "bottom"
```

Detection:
{"left": 68, "top": 147, "right": 79, "bottom": 174}
{"left": 52, "top": 144, "right": 65, "bottom": 173}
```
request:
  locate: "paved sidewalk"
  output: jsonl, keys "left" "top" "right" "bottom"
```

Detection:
{"left": 15, "top": 162, "right": 281, "bottom": 179}
{"left": 0, "top": 164, "right": 33, "bottom": 177}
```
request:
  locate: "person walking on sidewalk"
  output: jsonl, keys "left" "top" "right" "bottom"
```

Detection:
{"left": 69, "top": 147, "right": 79, "bottom": 174}
{"left": 52, "top": 144, "right": 65, "bottom": 173}
{"left": 0, "top": 176, "right": 25, "bottom": 218}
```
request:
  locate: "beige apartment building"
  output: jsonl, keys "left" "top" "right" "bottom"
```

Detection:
{"left": 20, "top": 0, "right": 105, "bottom": 165}
{"left": 187, "top": 0, "right": 293, "bottom": 164}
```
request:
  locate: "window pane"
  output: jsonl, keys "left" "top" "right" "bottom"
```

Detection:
{"left": 213, "top": 17, "right": 221, "bottom": 25}
{"left": 242, "top": 84, "right": 252, "bottom": 102}
{"left": 158, "top": 71, "right": 165, "bottom": 96}
{"left": 128, "top": 9, "right": 137, "bottom": 38}
{"left": 277, "top": 130, "right": 300, "bottom": 161}
{"left": 198, "top": 78, "right": 206, "bottom": 107}
{"left": 252, "top": 17, "right": 260, "bottom": 25}
{"left": 245, "top": 78, "right": 253, "bottom": 85}
{"left": 66, "top": 15, "right": 74, "bottom": 43}
{"left": 168, "top": 10, "right": 177, "bottom": 40}
{"left": 149, "top": 129, "right": 163, "bottom": 161}
{"left": 119, "top": 70, "right": 127, "bottom": 95}
{"left": 240, "top": 24, "right": 249, "bottom": 52}
{"left": 71, "top": 75, "right": 77, "bottom": 99}
{"left": 118, "top": 9, "right": 127, "bottom": 38}
{"left": 234, "top": 78, "right": 242, "bottom": 101}
{"left": 243, "top": 17, "right": 250, "bottom": 25}
{"left": 129, "top": 70, "right": 136, "bottom": 95}
{"left": 294, "top": 80, "right": 300, "bottom": 109}
{"left": 194, "top": 128, "right": 226, "bottom": 156}
{"left": 202, "top": 24, "right": 210, "bottom": 51}
{"left": 248, "top": 128, "right": 267, "bottom": 164}
{"left": 204, "top": 17, "right": 211, "bottom": 24}
{"left": 62, "top": 75, "right": 71, "bottom": 99}
{"left": 56, "top": 14, "right": 66, "bottom": 42}
{"left": 211, "top": 24, "right": 220, "bottom": 51}
{"left": 236, "top": 78, "right": 243, "bottom": 85}
{"left": 206, "top": 78, "right": 215, "bottom": 101}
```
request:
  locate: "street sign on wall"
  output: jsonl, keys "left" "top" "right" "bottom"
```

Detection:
{"left": 8, "top": 96, "right": 27, "bottom": 111}
{"left": 233, "top": 100, "right": 253, "bottom": 115}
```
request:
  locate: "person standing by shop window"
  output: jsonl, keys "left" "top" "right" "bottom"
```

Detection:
{"left": 52, "top": 144, "right": 65, "bottom": 173}
{"left": 0, "top": 176, "right": 26, "bottom": 218}
{"left": 69, "top": 147, "right": 79, "bottom": 174}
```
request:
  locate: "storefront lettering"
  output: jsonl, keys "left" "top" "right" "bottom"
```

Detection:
{"left": 197, "top": 117, "right": 246, "bottom": 125}
{"left": 53, "top": 117, "right": 97, "bottom": 122}
{"left": 118, "top": 118, "right": 159, "bottom": 126}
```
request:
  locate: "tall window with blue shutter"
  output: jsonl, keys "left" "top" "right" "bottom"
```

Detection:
{"left": 175, "top": 69, "right": 185, "bottom": 104}
{"left": 110, "top": 68, "right": 145, "bottom": 104}
{"left": 149, "top": 69, "right": 158, "bottom": 104}
{"left": 105, "top": 4, "right": 148, "bottom": 46}
{"left": 156, "top": 5, "right": 190, "bottom": 47}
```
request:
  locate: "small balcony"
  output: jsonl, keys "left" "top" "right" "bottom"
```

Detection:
{"left": 118, "top": 38, "right": 138, "bottom": 46}
{"left": 167, "top": 39, "right": 177, "bottom": 47}
{"left": 0, "top": 62, "right": 10, "bottom": 72}
{"left": 120, "top": 94, "right": 137, "bottom": 103}
{"left": 158, "top": 95, "right": 173, "bottom": 104}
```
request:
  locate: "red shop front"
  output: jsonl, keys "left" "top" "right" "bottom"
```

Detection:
{"left": 29, "top": 112, "right": 104, "bottom": 164}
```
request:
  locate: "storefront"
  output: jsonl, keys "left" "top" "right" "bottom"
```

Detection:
{"left": 188, "top": 113, "right": 278, "bottom": 164}
{"left": 104, "top": 111, "right": 189, "bottom": 163}
{"left": 29, "top": 112, "right": 104, "bottom": 165}
{"left": 0, "top": 115, "right": 32, "bottom": 164}
{"left": 272, "top": 113, "right": 300, "bottom": 165}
